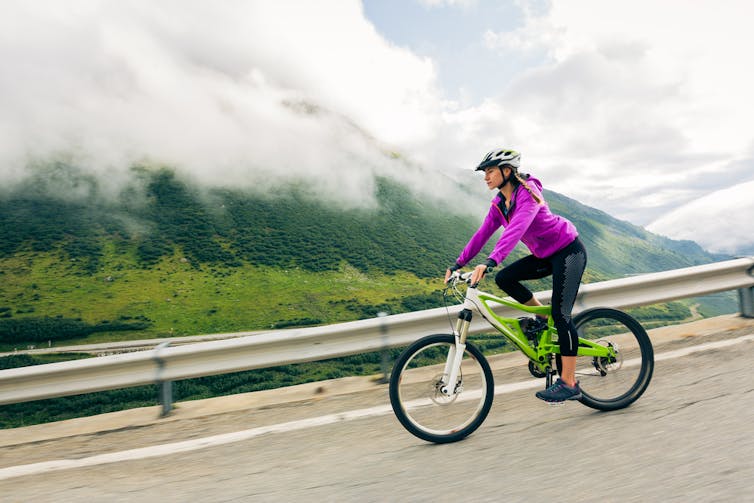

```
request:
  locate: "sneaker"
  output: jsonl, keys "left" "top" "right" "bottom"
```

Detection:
{"left": 535, "top": 378, "right": 582, "bottom": 403}
{"left": 520, "top": 316, "right": 548, "bottom": 345}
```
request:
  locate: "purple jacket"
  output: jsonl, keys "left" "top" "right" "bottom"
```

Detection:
{"left": 456, "top": 176, "right": 578, "bottom": 267}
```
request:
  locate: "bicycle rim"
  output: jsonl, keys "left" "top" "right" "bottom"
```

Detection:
{"left": 574, "top": 308, "right": 654, "bottom": 411}
{"left": 389, "top": 334, "right": 494, "bottom": 443}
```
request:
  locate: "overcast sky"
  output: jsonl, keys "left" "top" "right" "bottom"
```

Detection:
{"left": 2, "top": 1, "right": 753, "bottom": 254}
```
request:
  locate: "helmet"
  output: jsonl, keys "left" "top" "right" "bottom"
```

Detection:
{"left": 475, "top": 149, "right": 521, "bottom": 171}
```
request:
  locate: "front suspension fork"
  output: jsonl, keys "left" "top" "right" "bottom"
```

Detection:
{"left": 441, "top": 309, "right": 473, "bottom": 396}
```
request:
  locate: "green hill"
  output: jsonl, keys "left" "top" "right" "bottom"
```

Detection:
{"left": 0, "top": 163, "right": 737, "bottom": 427}
{"left": 0, "top": 163, "right": 729, "bottom": 350}
{"left": 544, "top": 190, "right": 728, "bottom": 274}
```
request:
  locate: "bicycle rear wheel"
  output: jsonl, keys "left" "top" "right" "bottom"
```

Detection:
{"left": 574, "top": 307, "right": 654, "bottom": 411}
{"left": 389, "top": 334, "right": 494, "bottom": 443}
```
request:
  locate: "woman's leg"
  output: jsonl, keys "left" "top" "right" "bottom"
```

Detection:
{"left": 494, "top": 254, "right": 552, "bottom": 304}
{"left": 549, "top": 239, "right": 587, "bottom": 386}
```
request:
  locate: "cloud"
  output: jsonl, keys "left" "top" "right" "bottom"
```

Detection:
{"left": 646, "top": 150, "right": 754, "bottom": 252}
{"left": 0, "top": 0, "right": 449, "bottom": 207}
{"left": 476, "top": 0, "right": 754, "bottom": 238}
{"left": 647, "top": 178, "right": 754, "bottom": 254}
{"left": 483, "top": 2, "right": 563, "bottom": 57}
{"left": 3, "top": 0, "right": 754, "bottom": 254}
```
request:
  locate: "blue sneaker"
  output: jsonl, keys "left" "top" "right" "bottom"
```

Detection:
{"left": 536, "top": 378, "right": 582, "bottom": 403}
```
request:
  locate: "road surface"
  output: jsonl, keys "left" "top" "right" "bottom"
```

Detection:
{"left": 1, "top": 315, "right": 753, "bottom": 502}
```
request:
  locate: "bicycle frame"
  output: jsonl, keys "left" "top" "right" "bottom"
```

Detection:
{"left": 391, "top": 275, "right": 654, "bottom": 443}
{"left": 441, "top": 274, "right": 616, "bottom": 395}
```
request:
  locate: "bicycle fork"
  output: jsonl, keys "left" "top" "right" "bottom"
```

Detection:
{"left": 441, "top": 309, "right": 473, "bottom": 396}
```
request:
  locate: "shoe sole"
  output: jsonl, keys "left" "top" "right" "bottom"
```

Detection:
{"left": 536, "top": 392, "right": 582, "bottom": 404}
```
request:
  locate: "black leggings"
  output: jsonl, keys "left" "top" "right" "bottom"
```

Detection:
{"left": 495, "top": 238, "right": 587, "bottom": 357}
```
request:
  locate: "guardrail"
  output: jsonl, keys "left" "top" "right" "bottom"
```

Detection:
{"left": 1, "top": 257, "right": 753, "bottom": 407}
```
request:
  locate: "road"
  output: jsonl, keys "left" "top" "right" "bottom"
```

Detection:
{"left": 1, "top": 316, "right": 753, "bottom": 502}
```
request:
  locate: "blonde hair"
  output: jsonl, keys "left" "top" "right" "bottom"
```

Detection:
{"left": 512, "top": 169, "right": 543, "bottom": 205}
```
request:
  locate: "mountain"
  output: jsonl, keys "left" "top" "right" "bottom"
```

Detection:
{"left": 544, "top": 190, "right": 730, "bottom": 274}
{"left": 646, "top": 179, "right": 754, "bottom": 256}
{"left": 0, "top": 163, "right": 729, "bottom": 348}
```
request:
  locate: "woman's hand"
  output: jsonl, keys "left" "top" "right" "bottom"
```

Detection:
{"left": 470, "top": 263, "right": 489, "bottom": 285}
{"left": 445, "top": 263, "right": 462, "bottom": 284}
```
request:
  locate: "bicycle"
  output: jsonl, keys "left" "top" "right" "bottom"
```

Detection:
{"left": 389, "top": 269, "right": 654, "bottom": 443}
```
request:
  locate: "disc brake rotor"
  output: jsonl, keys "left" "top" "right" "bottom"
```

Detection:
{"left": 593, "top": 340, "right": 623, "bottom": 375}
{"left": 428, "top": 374, "right": 460, "bottom": 405}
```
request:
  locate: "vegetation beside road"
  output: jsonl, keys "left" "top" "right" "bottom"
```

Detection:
{"left": 0, "top": 163, "right": 737, "bottom": 427}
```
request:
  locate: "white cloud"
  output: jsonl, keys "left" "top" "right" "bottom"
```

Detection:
{"left": 0, "top": 0, "right": 446, "bottom": 206}
{"left": 483, "top": 3, "right": 564, "bottom": 56}
{"left": 2, "top": 0, "right": 754, "bottom": 253}
{"left": 647, "top": 179, "right": 754, "bottom": 254}
{"left": 476, "top": 0, "right": 754, "bottom": 244}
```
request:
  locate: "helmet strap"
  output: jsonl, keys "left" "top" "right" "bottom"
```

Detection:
{"left": 497, "top": 167, "right": 511, "bottom": 189}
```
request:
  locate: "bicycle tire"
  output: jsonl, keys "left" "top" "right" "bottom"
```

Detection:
{"left": 573, "top": 307, "right": 654, "bottom": 411}
{"left": 389, "top": 334, "right": 494, "bottom": 443}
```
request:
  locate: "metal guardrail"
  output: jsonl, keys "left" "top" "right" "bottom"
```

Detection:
{"left": 1, "top": 257, "right": 753, "bottom": 406}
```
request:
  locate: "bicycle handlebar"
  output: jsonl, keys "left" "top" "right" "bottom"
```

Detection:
{"left": 448, "top": 267, "right": 494, "bottom": 287}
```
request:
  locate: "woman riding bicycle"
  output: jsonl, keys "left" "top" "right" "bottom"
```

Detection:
{"left": 444, "top": 149, "right": 588, "bottom": 403}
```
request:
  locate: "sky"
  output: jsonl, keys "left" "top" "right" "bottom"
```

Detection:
{"left": 1, "top": 0, "right": 753, "bottom": 254}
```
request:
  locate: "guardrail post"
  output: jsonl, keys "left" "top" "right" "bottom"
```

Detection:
{"left": 378, "top": 312, "right": 390, "bottom": 384}
{"left": 154, "top": 342, "right": 173, "bottom": 417}
{"left": 739, "top": 287, "right": 754, "bottom": 318}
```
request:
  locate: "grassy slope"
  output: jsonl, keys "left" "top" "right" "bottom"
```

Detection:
{"left": 0, "top": 165, "right": 734, "bottom": 350}
{"left": 0, "top": 166, "right": 738, "bottom": 427}
{"left": 1, "top": 249, "right": 439, "bottom": 348}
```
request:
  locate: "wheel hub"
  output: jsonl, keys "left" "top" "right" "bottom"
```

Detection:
{"left": 593, "top": 340, "right": 622, "bottom": 376}
{"left": 429, "top": 374, "right": 460, "bottom": 404}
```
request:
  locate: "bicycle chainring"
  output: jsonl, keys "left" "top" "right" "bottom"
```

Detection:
{"left": 528, "top": 360, "right": 547, "bottom": 378}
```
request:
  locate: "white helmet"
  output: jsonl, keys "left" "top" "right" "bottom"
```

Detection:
{"left": 475, "top": 149, "right": 521, "bottom": 171}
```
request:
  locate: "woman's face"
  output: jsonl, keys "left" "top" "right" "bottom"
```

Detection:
{"left": 483, "top": 166, "right": 508, "bottom": 190}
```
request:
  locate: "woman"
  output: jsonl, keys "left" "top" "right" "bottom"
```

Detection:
{"left": 444, "top": 149, "right": 587, "bottom": 403}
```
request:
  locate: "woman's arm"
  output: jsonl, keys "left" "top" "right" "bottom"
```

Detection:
{"left": 487, "top": 191, "right": 539, "bottom": 265}
{"left": 455, "top": 205, "right": 501, "bottom": 267}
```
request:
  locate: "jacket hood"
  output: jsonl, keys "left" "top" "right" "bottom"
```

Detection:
{"left": 526, "top": 175, "right": 543, "bottom": 192}
{"left": 492, "top": 174, "right": 543, "bottom": 203}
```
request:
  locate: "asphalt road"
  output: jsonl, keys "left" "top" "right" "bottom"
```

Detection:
{"left": 1, "top": 318, "right": 753, "bottom": 502}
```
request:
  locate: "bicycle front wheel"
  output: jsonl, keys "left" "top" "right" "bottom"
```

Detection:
{"left": 574, "top": 308, "right": 654, "bottom": 411}
{"left": 389, "top": 334, "right": 494, "bottom": 443}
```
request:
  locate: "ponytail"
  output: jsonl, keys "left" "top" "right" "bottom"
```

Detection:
{"left": 514, "top": 171, "right": 543, "bottom": 205}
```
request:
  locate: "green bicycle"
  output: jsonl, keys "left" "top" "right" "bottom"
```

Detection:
{"left": 389, "top": 269, "right": 654, "bottom": 443}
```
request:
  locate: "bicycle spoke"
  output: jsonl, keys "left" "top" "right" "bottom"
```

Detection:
{"left": 390, "top": 335, "right": 494, "bottom": 443}
{"left": 574, "top": 308, "right": 654, "bottom": 410}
